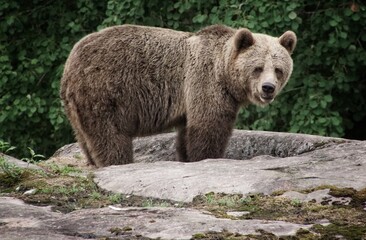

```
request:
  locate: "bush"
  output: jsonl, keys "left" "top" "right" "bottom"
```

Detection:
{"left": 0, "top": 0, "right": 106, "bottom": 157}
{"left": 0, "top": 0, "right": 365, "bottom": 158}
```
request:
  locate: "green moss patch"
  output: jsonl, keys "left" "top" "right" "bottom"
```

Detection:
{"left": 0, "top": 160, "right": 186, "bottom": 213}
{"left": 190, "top": 189, "right": 366, "bottom": 239}
{"left": 191, "top": 229, "right": 319, "bottom": 240}
{"left": 0, "top": 163, "right": 125, "bottom": 213}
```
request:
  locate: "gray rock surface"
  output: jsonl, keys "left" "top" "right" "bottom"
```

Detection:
{"left": 278, "top": 189, "right": 352, "bottom": 205}
{"left": 94, "top": 140, "right": 366, "bottom": 202}
{"left": 2, "top": 130, "right": 366, "bottom": 239}
{"left": 53, "top": 129, "right": 349, "bottom": 163}
{"left": 0, "top": 197, "right": 311, "bottom": 240}
{"left": 0, "top": 153, "right": 41, "bottom": 170}
{"left": 52, "top": 130, "right": 365, "bottom": 203}
{"left": 0, "top": 197, "right": 79, "bottom": 240}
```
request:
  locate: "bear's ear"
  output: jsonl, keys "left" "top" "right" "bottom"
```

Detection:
{"left": 234, "top": 28, "right": 255, "bottom": 51}
{"left": 279, "top": 31, "right": 297, "bottom": 54}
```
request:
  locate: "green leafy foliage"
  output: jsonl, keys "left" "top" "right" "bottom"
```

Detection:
{"left": 0, "top": 0, "right": 365, "bottom": 158}
{"left": 21, "top": 147, "right": 45, "bottom": 163}
{"left": 0, "top": 0, "right": 105, "bottom": 157}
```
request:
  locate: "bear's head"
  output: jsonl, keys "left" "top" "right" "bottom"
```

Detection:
{"left": 224, "top": 28, "right": 297, "bottom": 106}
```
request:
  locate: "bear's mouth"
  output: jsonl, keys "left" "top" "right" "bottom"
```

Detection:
{"left": 259, "top": 95, "right": 274, "bottom": 103}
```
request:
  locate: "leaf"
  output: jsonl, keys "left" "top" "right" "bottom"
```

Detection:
{"left": 274, "top": 16, "right": 282, "bottom": 23}
{"left": 324, "top": 95, "right": 333, "bottom": 103}
{"left": 309, "top": 100, "right": 318, "bottom": 108}
{"left": 345, "top": 8, "right": 353, "bottom": 17}
{"left": 339, "top": 32, "right": 347, "bottom": 39}
{"left": 193, "top": 14, "right": 207, "bottom": 23}
{"left": 313, "top": 109, "right": 323, "bottom": 116}
{"left": 57, "top": 116, "right": 64, "bottom": 124}
{"left": 320, "top": 100, "right": 327, "bottom": 109}
{"left": 0, "top": 56, "right": 9, "bottom": 62}
{"left": 329, "top": 20, "right": 337, "bottom": 27}
{"left": 290, "top": 125, "right": 299, "bottom": 133}
{"left": 331, "top": 117, "right": 341, "bottom": 126}
{"left": 28, "top": 147, "right": 35, "bottom": 157}
{"left": 352, "top": 14, "right": 360, "bottom": 21}
{"left": 6, "top": 16, "right": 14, "bottom": 25}
{"left": 34, "top": 154, "right": 45, "bottom": 159}
{"left": 35, "top": 67, "right": 44, "bottom": 74}
{"left": 318, "top": 117, "right": 327, "bottom": 124}
{"left": 5, "top": 146, "right": 16, "bottom": 153}
{"left": 288, "top": 12, "right": 297, "bottom": 20}
{"left": 261, "top": 21, "right": 269, "bottom": 28}
{"left": 259, "top": 6, "right": 266, "bottom": 13}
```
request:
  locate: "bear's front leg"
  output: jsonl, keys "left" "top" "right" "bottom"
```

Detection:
{"left": 185, "top": 118, "right": 235, "bottom": 162}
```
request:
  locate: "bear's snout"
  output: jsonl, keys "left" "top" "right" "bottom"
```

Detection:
{"left": 259, "top": 82, "right": 276, "bottom": 103}
{"left": 262, "top": 82, "right": 275, "bottom": 94}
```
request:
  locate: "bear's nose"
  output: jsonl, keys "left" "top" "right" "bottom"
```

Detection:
{"left": 262, "top": 83, "right": 275, "bottom": 94}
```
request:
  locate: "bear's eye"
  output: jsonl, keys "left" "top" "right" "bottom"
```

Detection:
{"left": 253, "top": 67, "right": 263, "bottom": 74}
{"left": 275, "top": 68, "right": 283, "bottom": 78}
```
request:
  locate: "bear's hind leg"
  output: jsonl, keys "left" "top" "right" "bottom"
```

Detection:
{"left": 74, "top": 131, "right": 96, "bottom": 166}
{"left": 176, "top": 126, "right": 188, "bottom": 162}
{"left": 87, "top": 132, "right": 133, "bottom": 167}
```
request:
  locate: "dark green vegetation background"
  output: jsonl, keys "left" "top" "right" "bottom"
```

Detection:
{"left": 0, "top": 0, "right": 365, "bottom": 158}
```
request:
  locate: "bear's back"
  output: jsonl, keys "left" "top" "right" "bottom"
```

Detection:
{"left": 64, "top": 25, "right": 192, "bottom": 79}
{"left": 61, "top": 25, "right": 193, "bottom": 136}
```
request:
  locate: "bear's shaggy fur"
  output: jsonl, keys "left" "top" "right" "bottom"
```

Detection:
{"left": 60, "top": 24, "right": 297, "bottom": 167}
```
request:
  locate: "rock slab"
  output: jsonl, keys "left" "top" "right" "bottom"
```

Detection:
{"left": 95, "top": 141, "right": 366, "bottom": 202}
{"left": 2, "top": 130, "right": 366, "bottom": 239}
{"left": 53, "top": 129, "right": 349, "bottom": 163}
{"left": 0, "top": 197, "right": 311, "bottom": 240}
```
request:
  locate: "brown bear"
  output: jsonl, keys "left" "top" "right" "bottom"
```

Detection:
{"left": 60, "top": 24, "right": 297, "bottom": 167}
